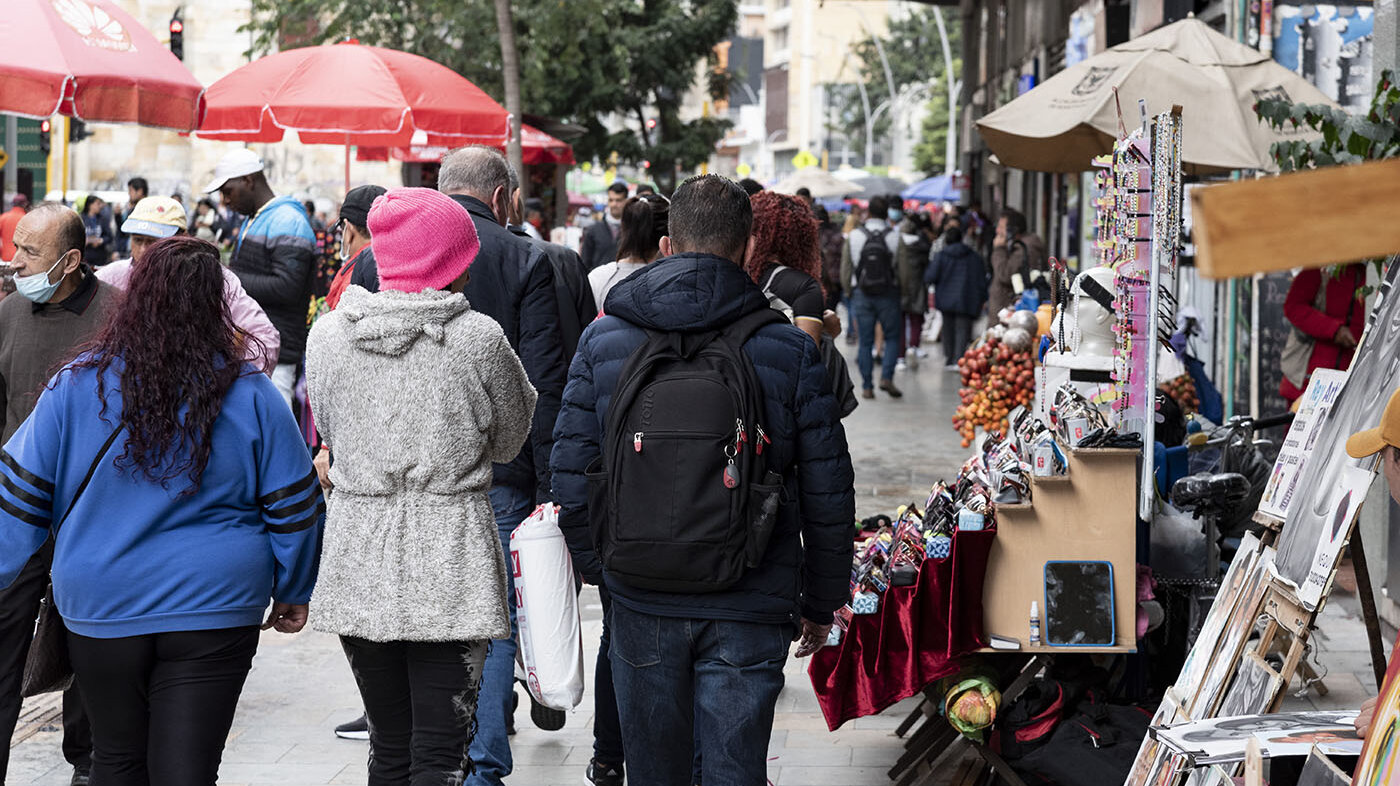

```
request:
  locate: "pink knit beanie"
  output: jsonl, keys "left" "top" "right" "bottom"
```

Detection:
{"left": 367, "top": 187, "right": 481, "bottom": 293}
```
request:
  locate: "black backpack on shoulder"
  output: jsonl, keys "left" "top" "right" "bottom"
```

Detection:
{"left": 588, "top": 308, "right": 789, "bottom": 593}
{"left": 856, "top": 227, "right": 897, "bottom": 296}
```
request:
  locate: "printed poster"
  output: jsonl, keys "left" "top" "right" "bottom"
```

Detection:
{"left": 1260, "top": 369, "right": 1348, "bottom": 519}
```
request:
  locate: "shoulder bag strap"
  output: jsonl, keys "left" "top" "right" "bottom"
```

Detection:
{"left": 54, "top": 425, "right": 125, "bottom": 535}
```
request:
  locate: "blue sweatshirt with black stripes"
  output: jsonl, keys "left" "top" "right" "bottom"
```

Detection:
{"left": 0, "top": 359, "right": 323, "bottom": 638}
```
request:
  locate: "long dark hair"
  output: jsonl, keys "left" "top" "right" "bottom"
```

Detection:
{"left": 64, "top": 237, "right": 259, "bottom": 489}
{"left": 615, "top": 193, "right": 669, "bottom": 262}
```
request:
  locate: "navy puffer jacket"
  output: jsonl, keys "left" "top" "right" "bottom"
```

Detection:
{"left": 551, "top": 252, "right": 855, "bottom": 625}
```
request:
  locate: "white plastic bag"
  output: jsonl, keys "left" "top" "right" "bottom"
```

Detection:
{"left": 510, "top": 503, "right": 585, "bottom": 710}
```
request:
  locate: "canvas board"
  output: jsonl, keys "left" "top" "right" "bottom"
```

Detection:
{"left": 1275, "top": 258, "right": 1400, "bottom": 602}
{"left": 1216, "top": 653, "right": 1284, "bottom": 720}
{"left": 1153, "top": 711, "right": 1361, "bottom": 765}
{"left": 1173, "top": 533, "right": 1262, "bottom": 698}
{"left": 1190, "top": 552, "right": 1273, "bottom": 718}
{"left": 1259, "top": 368, "right": 1348, "bottom": 519}
{"left": 1353, "top": 630, "right": 1400, "bottom": 785}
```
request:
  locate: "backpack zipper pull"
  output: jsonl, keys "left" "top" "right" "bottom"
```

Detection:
{"left": 634, "top": 432, "right": 643, "bottom": 453}
{"left": 724, "top": 461, "right": 740, "bottom": 489}
{"left": 735, "top": 419, "right": 747, "bottom": 449}
{"left": 756, "top": 425, "right": 771, "bottom": 456}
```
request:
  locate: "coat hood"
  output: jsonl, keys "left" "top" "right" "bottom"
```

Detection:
{"left": 940, "top": 241, "right": 977, "bottom": 259}
{"left": 334, "top": 285, "right": 470, "bottom": 356}
{"left": 603, "top": 252, "right": 774, "bottom": 332}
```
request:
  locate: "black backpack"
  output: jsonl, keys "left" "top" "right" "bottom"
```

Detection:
{"left": 588, "top": 309, "right": 789, "bottom": 593}
{"left": 856, "top": 227, "right": 897, "bottom": 296}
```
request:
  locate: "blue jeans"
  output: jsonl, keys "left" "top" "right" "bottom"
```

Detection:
{"left": 609, "top": 603, "right": 790, "bottom": 786}
{"left": 851, "top": 290, "right": 901, "bottom": 389}
{"left": 463, "top": 484, "right": 533, "bottom": 786}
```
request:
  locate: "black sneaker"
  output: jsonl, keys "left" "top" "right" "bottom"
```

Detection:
{"left": 70, "top": 765, "right": 91, "bottom": 786}
{"left": 585, "top": 760, "right": 624, "bottom": 786}
{"left": 334, "top": 714, "right": 370, "bottom": 740}
{"left": 508, "top": 689, "right": 518, "bottom": 736}
{"left": 529, "top": 690, "right": 567, "bottom": 731}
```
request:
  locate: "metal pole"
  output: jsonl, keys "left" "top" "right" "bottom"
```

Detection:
{"left": 4, "top": 115, "right": 16, "bottom": 198}
{"left": 60, "top": 116, "right": 69, "bottom": 203}
{"left": 854, "top": 78, "right": 873, "bottom": 167}
{"left": 933, "top": 7, "right": 959, "bottom": 177}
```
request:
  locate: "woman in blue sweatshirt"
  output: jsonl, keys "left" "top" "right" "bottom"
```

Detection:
{"left": 0, "top": 236, "right": 323, "bottom": 784}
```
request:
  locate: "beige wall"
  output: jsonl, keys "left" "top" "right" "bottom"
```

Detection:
{"left": 765, "top": 0, "right": 890, "bottom": 155}
{"left": 68, "top": 0, "right": 401, "bottom": 207}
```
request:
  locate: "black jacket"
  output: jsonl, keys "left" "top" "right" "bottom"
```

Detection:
{"left": 509, "top": 226, "right": 597, "bottom": 360}
{"left": 579, "top": 219, "right": 618, "bottom": 272}
{"left": 451, "top": 195, "right": 567, "bottom": 502}
{"left": 551, "top": 253, "right": 856, "bottom": 625}
{"left": 926, "top": 241, "right": 989, "bottom": 317}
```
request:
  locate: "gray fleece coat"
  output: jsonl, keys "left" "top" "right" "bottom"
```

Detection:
{"left": 305, "top": 285, "right": 537, "bottom": 642}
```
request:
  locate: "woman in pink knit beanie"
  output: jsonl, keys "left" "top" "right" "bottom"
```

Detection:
{"left": 304, "top": 187, "right": 538, "bottom": 783}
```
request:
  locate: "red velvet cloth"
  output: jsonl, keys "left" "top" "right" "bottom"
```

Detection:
{"left": 808, "top": 526, "right": 997, "bottom": 731}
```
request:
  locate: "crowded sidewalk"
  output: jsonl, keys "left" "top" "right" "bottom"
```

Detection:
{"left": 5, "top": 339, "right": 962, "bottom": 786}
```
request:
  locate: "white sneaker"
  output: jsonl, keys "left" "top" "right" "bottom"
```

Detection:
{"left": 904, "top": 347, "right": 920, "bottom": 371}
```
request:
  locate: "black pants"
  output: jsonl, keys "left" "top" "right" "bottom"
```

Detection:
{"left": 341, "top": 636, "right": 488, "bottom": 786}
{"left": 0, "top": 544, "right": 91, "bottom": 782}
{"left": 593, "top": 586, "right": 624, "bottom": 765}
{"left": 67, "top": 626, "right": 259, "bottom": 786}
{"left": 941, "top": 310, "right": 975, "bottom": 366}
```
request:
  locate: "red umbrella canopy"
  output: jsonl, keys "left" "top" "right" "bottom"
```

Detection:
{"left": 356, "top": 124, "right": 574, "bottom": 165}
{"left": 198, "top": 43, "right": 509, "bottom": 147}
{"left": 0, "top": 0, "right": 203, "bottom": 130}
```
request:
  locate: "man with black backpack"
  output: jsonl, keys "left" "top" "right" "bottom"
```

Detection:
{"left": 551, "top": 174, "right": 855, "bottom": 786}
{"left": 840, "top": 194, "right": 904, "bottom": 398}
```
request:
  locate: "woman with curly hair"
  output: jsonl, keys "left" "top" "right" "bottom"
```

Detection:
{"left": 747, "top": 190, "right": 831, "bottom": 346}
{"left": 750, "top": 191, "right": 858, "bottom": 416}
{"left": 0, "top": 236, "right": 323, "bottom": 783}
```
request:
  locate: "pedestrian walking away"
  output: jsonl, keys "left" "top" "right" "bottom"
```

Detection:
{"left": 205, "top": 148, "right": 318, "bottom": 408}
{"left": 0, "top": 235, "right": 322, "bottom": 785}
{"left": 588, "top": 192, "right": 669, "bottom": 312}
{"left": 306, "top": 187, "right": 537, "bottom": 786}
{"left": 925, "top": 225, "right": 988, "bottom": 370}
{"left": 580, "top": 182, "right": 629, "bottom": 272}
{"left": 552, "top": 174, "right": 856, "bottom": 786}
{"left": 506, "top": 166, "right": 597, "bottom": 360}
{"left": 97, "top": 196, "right": 281, "bottom": 374}
{"left": 840, "top": 194, "right": 904, "bottom": 399}
{"left": 433, "top": 146, "right": 568, "bottom": 786}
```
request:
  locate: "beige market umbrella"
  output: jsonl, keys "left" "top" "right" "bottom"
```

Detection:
{"left": 771, "top": 168, "right": 865, "bottom": 198}
{"left": 976, "top": 18, "right": 1336, "bottom": 173}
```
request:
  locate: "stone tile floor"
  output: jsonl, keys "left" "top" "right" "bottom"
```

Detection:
{"left": 8, "top": 339, "right": 1389, "bottom": 784}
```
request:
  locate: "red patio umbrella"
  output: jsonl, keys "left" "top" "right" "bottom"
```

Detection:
{"left": 0, "top": 0, "right": 204, "bottom": 129}
{"left": 356, "top": 124, "right": 574, "bottom": 166}
{"left": 198, "top": 42, "right": 509, "bottom": 192}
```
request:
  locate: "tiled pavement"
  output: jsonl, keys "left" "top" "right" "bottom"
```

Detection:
{"left": 8, "top": 340, "right": 1390, "bottom": 784}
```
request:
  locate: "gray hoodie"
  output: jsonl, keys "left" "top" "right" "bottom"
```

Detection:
{"left": 305, "top": 285, "right": 537, "bottom": 642}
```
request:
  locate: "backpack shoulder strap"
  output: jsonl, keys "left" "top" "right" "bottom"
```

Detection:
{"left": 723, "top": 307, "right": 788, "bottom": 348}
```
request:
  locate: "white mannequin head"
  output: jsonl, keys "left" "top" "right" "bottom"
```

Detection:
{"left": 1049, "top": 266, "right": 1118, "bottom": 359}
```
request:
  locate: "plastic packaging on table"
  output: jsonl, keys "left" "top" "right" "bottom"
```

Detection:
{"left": 510, "top": 503, "right": 584, "bottom": 711}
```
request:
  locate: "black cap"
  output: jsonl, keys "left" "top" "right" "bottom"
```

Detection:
{"left": 339, "top": 185, "right": 387, "bottom": 229}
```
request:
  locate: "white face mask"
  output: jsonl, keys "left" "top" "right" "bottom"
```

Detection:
{"left": 14, "top": 254, "right": 66, "bottom": 304}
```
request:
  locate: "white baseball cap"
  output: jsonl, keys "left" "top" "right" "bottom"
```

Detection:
{"left": 203, "top": 148, "right": 265, "bottom": 194}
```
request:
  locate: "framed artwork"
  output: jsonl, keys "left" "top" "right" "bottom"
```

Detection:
{"left": 1215, "top": 653, "right": 1284, "bottom": 720}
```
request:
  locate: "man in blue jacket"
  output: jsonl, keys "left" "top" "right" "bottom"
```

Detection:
{"left": 552, "top": 174, "right": 856, "bottom": 785}
{"left": 205, "top": 149, "right": 317, "bottom": 407}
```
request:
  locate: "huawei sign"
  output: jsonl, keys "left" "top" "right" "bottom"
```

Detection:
{"left": 51, "top": 0, "right": 136, "bottom": 52}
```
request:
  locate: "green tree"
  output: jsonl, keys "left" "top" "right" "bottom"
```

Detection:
{"left": 912, "top": 89, "right": 950, "bottom": 175}
{"left": 245, "top": 0, "right": 737, "bottom": 192}
{"left": 831, "top": 9, "right": 960, "bottom": 165}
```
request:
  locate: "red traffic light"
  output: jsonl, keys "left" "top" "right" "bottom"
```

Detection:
{"left": 641, "top": 160, "right": 651, "bottom": 169}
{"left": 39, "top": 119, "right": 50, "bottom": 133}
{"left": 170, "top": 19, "right": 183, "bottom": 33}
{"left": 646, "top": 118, "right": 657, "bottom": 130}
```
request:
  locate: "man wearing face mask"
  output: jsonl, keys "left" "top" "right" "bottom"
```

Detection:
{"left": 323, "top": 185, "right": 386, "bottom": 311}
{"left": 0, "top": 203, "right": 118, "bottom": 786}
